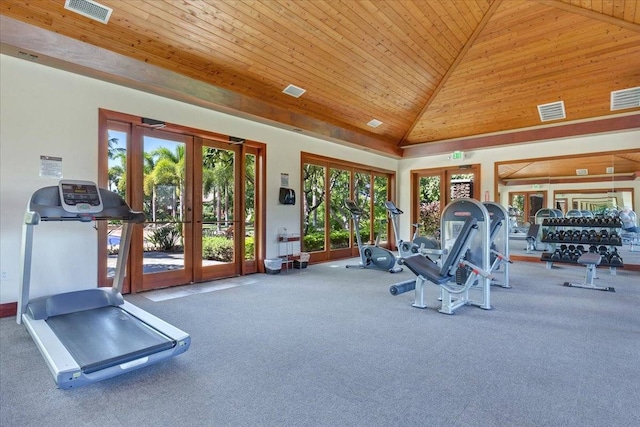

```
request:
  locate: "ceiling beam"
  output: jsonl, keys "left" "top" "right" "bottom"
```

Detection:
{"left": 398, "top": 0, "right": 503, "bottom": 146}
{"left": 0, "top": 15, "right": 403, "bottom": 158}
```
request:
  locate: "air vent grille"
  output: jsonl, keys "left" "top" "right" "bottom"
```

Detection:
{"left": 64, "top": 0, "right": 112, "bottom": 24}
{"left": 576, "top": 169, "right": 588, "bottom": 176}
{"left": 611, "top": 87, "right": 640, "bottom": 111}
{"left": 537, "top": 101, "right": 566, "bottom": 122}
{"left": 367, "top": 119, "right": 383, "bottom": 128}
{"left": 282, "top": 84, "right": 306, "bottom": 98}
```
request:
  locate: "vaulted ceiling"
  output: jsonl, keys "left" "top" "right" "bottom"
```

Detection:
{"left": 1, "top": 0, "right": 639, "bottom": 159}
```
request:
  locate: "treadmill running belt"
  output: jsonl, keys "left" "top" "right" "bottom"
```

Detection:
{"left": 46, "top": 306, "right": 175, "bottom": 374}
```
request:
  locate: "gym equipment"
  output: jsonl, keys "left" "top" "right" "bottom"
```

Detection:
{"left": 17, "top": 180, "right": 191, "bottom": 389}
{"left": 398, "top": 198, "right": 493, "bottom": 314}
{"left": 563, "top": 252, "right": 615, "bottom": 292}
{"left": 385, "top": 200, "right": 440, "bottom": 259}
{"left": 483, "top": 202, "right": 512, "bottom": 288}
{"left": 389, "top": 279, "right": 417, "bottom": 296}
{"left": 531, "top": 208, "right": 563, "bottom": 251}
{"left": 344, "top": 199, "right": 402, "bottom": 273}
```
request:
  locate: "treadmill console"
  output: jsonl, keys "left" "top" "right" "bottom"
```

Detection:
{"left": 58, "top": 180, "right": 103, "bottom": 214}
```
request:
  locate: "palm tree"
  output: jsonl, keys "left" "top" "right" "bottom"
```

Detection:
{"left": 145, "top": 145, "right": 185, "bottom": 222}
{"left": 203, "top": 147, "right": 234, "bottom": 232}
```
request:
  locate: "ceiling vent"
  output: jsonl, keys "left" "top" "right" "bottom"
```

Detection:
{"left": 282, "top": 84, "right": 306, "bottom": 98}
{"left": 64, "top": 0, "right": 113, "bottom": 24}
{"left": 576, "top": 168, "right": 588, "bottom": 176}
{"left": 537, "top": 101, "right": 566, "bottom": 122}
{"left": 610, "top": 87, "right": 640, "bottom": 111}
{"left": 367, "top": 119, "right": 383, "bottom": 128}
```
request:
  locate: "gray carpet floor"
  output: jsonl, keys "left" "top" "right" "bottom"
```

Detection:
{"left": 1, "top": 259, "right": 639, "bottom": 427}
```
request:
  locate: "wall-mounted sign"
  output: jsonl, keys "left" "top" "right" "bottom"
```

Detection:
{"left": 39, "top": 155, "right": 62, "bottom": 178}
{"left": 451, "top": 151, "right": 464, "bottom": 160}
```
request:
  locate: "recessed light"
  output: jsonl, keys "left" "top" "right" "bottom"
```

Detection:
{"left": 367, "top": 119, "right": 383, "bottom": 128}
{"left": 283, "top": 84, "right": 306, "bottom": 98}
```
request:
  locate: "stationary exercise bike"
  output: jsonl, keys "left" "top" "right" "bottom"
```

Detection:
{"left": 385, "top": 200, "right": 439, "bottom": 259}
{"left": 344, "top": 199, "right": 402, "bottom": 273}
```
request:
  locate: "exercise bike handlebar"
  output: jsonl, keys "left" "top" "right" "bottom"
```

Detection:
{"left": 344, "top": 199, "right": 363, "bottom": 216}
{"left": 384, "top": 200, "right": 403, "bottom": 215}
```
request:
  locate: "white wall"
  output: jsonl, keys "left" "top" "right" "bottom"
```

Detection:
{"left": 0, "top": 54, "right": 397, "bottom": 304}
{"left": 1, "top": 53, "right": 638, "bottom": 305}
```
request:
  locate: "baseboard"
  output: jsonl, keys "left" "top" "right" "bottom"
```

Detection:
{"left": 0, "top": 302, "right": 17, "bottom": 318}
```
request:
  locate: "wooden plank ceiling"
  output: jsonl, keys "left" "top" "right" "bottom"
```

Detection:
{"left": 1, "top": 0, "right": 639, "bottom": 160}
{"left": 498, "top": 151, "right": 640, "bottom": 184}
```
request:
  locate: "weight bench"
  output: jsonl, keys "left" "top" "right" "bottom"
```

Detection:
{"left": 563, "top": 252, "right": 615, "bottom": 292}
{"left": 525, "top": 224, "right": 540, "bottom": 253}
{"left": 398, "top": 216, "right": 493, "bottom": 314}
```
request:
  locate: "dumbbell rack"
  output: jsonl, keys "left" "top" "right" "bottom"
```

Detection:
{"left": 539, "top": 217, "right": 623, "bottom": 275}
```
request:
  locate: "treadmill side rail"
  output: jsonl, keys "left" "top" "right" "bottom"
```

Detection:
{"left": 121, "top": 301, "right": 191, "bottom": 342}
{"left": 22, "top": 314, "right": 81, "bottom": 382}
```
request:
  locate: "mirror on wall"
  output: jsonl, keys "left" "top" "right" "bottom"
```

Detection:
{"left": 496, "top": 150, "right": 640, "bottom": 268}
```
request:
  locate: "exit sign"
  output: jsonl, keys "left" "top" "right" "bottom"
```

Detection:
{"left": 451, "top": 151, "right": 464, "bottom": 160}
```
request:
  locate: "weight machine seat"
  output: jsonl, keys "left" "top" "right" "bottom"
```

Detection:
{"left": 400, "top": 217, "right": 478, "bottom": 285}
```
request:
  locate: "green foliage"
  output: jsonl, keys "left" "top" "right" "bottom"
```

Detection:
{"left": 329, "top": 230, "right": 350, "bottom": 249}
{"left": 419, "top": 201, "right": 441, "bottom": 238}
{"left": 244, "top": 236, "right": 255, "bottom": 260}
{"left": 303, "top": 232, "right": 325, "bottom": 252}
{"left": 202, "top": 236, "right": 234, "bottom": 262}
{"left": 147, "top": 223, "right": 182, "bottom": 251}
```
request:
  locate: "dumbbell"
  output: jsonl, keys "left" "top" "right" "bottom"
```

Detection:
{"left": 609, "top": 234, "right": 621, "bottom": 245}
{"left": 609, "top": 249, "right": 623, "bottom": 266}
{"left": 551, "top": 249, "right": 562, "bottom": 261}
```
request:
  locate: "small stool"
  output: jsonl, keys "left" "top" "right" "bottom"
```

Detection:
{"left": 563, "top": 252, "right": 615, "bottom": 292}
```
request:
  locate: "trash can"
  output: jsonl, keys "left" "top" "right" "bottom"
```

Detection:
{"left": 264, "top": 258, "right": 283, "bottom": 274}
{"left": 294, "top": 252, "right": 310, "bottom": 269}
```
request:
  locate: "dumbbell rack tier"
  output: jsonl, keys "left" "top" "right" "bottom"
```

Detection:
{"left": 539, "top": 217, "right": 623, "bottom": 274}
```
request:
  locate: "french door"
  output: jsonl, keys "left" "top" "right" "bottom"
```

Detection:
{"left": 99, "top": 111, "right": 262, "bottom": 293}
{"left": 411, "top": 165, "right": 480, "bottom": 239}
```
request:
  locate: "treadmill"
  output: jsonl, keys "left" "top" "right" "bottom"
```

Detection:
{"left": 17, "top": 180, "right": 191, "bottom": 389}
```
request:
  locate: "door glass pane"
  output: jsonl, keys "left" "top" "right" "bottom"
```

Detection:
{"left": 106, "top": 129, "right": 128, "bottom": 279}
{"left": 244, "top": 153, "right": 256, "bottom": 261}
{"left": 373, "top": 175, "right": 388, "bottom": 243}
{"left": 529, "top": 193, "right": 545, "bottom": 224}
{"left": 143, "top": 136, "right": 186, "bottom": 273}
{"left": 201, "top": 145, "right": 235, "bottom": 265}
{"left": 303, "top": 164, "right": 326, "bottom": 252}
{"left": 510, "top": 194, "right": 526, "bottom": 228}
{"left": 330, "top": 167, "right": 351, "bottom": 249}
{"left": 353, "top": 172, "right": 371, "bottom": 245}
{"left": 449, "top": 173, "right": 474, "bottom": 202}
{"left": 419, "top": 175, "right": 441, "bottom": 239}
